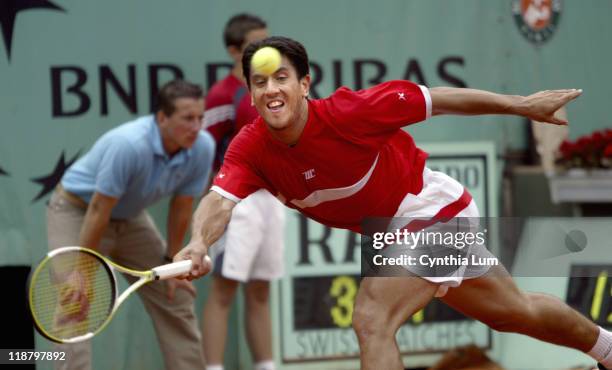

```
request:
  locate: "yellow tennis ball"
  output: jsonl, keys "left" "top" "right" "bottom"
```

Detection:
{"left": 251, "top": 47, "right": 281, "bottom": 76}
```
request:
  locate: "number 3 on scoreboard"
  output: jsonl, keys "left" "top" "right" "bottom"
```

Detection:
{"left": 330, "top": 276, "right": 357, "bottom": 328}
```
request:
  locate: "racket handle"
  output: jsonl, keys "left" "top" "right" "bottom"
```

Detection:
{"left": 152, "top": 260, "right": 193, "bottom": 280}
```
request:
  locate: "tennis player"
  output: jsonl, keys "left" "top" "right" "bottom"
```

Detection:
{"left": 176, "top": 37, "right": 612, "bottom": 370}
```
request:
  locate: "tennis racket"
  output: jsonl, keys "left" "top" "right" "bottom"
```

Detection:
{"left": 28, "top": 246, "right": 197, "bottom": 344}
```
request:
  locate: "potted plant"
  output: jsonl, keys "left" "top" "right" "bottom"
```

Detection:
{"left": 557, "top": 129, "right": 612, "bottom": 175}
{"left": 549, "top": 128, "right": 612, "bottom": 205}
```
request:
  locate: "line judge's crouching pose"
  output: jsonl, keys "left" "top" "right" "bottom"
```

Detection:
{"left": 47, "top": 79, "right": 214, "bottom": 370}
{"left": 175, "top": 36, "right": 612, "bottom": 370}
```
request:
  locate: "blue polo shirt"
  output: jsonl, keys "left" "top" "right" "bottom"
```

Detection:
{"left": 62, "top": 115, "right": 215, "bottom": 219}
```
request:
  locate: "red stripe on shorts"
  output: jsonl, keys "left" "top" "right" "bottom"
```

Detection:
{"left": 402, "top": 187, "right": 473, "bottom": 232}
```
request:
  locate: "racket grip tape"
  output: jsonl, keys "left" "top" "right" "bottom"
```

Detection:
{"left": 152, "top": 260, "right": 193, "bottom": 280}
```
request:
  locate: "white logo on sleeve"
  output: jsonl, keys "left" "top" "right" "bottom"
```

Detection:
{"left": 218, "top": 173, "right": 226, "bottom": 179}
{"left": 397, "top": 92, "right": 406, "bottom": 101}
{"left": 302, "top": 169, "right": 316, "bottom": 180}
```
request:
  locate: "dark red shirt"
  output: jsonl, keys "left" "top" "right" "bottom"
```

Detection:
{"left": 204, "top": 74, "right": 257, "bottom": 170}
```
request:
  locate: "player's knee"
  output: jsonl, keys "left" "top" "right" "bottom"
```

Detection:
{"left": 245, "top": 281, "right": 270, "bottom": 305}
{"left": 215, "top": 292, "right": 236, "bottom": 307}
{"left": 352, "top": 302, "right": 392, "bottom": 342}
{"left": 247, "top": 293, "right": 269, "bottom": 308}
{"left": 211, "top": 278, "right": 239, "bottom": 307}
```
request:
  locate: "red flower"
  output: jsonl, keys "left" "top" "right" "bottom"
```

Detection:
{"left": 591, "top": 131, "right": 607, "bottom": 151}
{"left": 559, "top": 140, "right": 575, "bottom": 160}
{"left": 605, "top": 129, "right": 612, "bottom": 142}
{"left": 557, "top": 127, "right": 612, "bottom": 169}
{"left": 575, "top": 136, "right": 593, "bottom": 159}
{"left": 604, "top": 143, "right": 612, "bottom": 158}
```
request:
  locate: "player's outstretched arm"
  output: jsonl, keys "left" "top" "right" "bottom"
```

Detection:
{"left": 430, "top": 87, "right": 582, "bottom": 125}
{"left": 174, "top": 191, "right": 236, "bottom": 279}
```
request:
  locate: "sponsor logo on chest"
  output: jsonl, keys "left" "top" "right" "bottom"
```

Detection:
{"left": 302, "top": 168, "right": 316, "bottom": 180}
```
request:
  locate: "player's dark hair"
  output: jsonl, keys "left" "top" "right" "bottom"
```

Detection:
{"left": 156, "top": 80, "right": 203, "bottom": 116}
{"left": 242, "top": 36, "right": 310, "bottom": 89}
{"left": 224, "top": 13, "right": 267, "bottom": 48}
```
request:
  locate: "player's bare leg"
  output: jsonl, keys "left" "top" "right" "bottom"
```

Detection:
{"left": 353, "top": 276, "right": 439, "bottom": 370}
{"left": 245, "top": 280, "right": 273, "bottom": 364}
{"left": 441, "top": 265, "right": 599, "bottom": 352}
{"left": 202, "top": 275, "right": 240, "bottom": 366}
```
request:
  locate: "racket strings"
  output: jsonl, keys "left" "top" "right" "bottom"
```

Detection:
{"left": 30, "top": 251, "right": 114, "bottom": 341}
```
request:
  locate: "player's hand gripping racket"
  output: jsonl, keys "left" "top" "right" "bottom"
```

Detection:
{"left": 28, "top": 246, "right": 195, "bottom": 343}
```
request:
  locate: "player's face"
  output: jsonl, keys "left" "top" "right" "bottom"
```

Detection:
{"left": 157, "top": 97, "right": 204, "bottom": 155}
{"left": 249, "top": 56, "right": 310, "bottom": 134}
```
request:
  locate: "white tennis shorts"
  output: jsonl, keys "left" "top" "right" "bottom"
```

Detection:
{"left": 209, "top": 189, "right": 286, "bottom": 282}
{"left": 390, "top": 167, "right": 495, "bottom": 297}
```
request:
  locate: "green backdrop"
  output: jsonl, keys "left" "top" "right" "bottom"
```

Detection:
{"left": 1, "top": 1, "right": 611, "bottom": 369}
